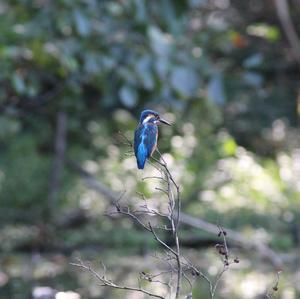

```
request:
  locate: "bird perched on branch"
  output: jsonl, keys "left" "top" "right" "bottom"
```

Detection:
{"left": 134, "top": 109, "right": 171, "bottom": 169}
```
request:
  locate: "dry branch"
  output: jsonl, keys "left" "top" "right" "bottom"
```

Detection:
{"left": 180, "top": 213, "right": 283, "bottom": 269}
{"left": 266, "top": 270, "right": 282, "bottom": 299}
{"left": 71, "top": 259, "right": 165, "bottom": 299}
{"left": 69, "top": 154, "right": 184, "bottom": 298}
{"left": 66, "top": 159, "right": 283, "bottom": 269}
{"left": 48, "top": 111, "right": 67, "bottom": 219}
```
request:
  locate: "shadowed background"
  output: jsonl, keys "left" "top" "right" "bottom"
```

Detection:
{"left": 1, "top": 0, "right": 300, "bottom": 298}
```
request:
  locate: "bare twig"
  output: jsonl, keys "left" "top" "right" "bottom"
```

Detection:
{"left": 210, "top": 266, "right": 228, "bottom": 298}
{"left": 67, "top": 159, "right": 283, "bottom": 268}
{"left": 108, "top": 207, "right": 151, "bottom": 232}
{"left": 68, "top": 135, "right": 283, "bottom": 299}
{"left": 210, "top": 226, "right": 232, "bottom": 297}
{"left": 148, "top": 223, "right": 178, "bottom": 256}
{"left": 48, "top": 111, "right": 67, "bottom": 220}
{"left": 266, "top": 270, "right": 282, "bottom": 299}
{"left": 118, "top": 131, "right": 133, "bottom": 147}
{"left": 71, "top": 259, "right": 165, "bottom": 299}
{"left": 152, "top": 150, "right": 182, "bottom": 299}
{"left": 180, "top": 213, "right": 283, "bottom": 268}
{"left": 70, "top": 144, "right": 185, "bottom": 298}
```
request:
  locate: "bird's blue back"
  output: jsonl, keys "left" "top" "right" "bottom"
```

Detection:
{"left": 134, "top": 123, "right": 158, "bottom": 169}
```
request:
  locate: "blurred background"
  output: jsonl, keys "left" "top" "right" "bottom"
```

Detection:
{"left": 1, "top": 0, "right": 300, "bottom": 298}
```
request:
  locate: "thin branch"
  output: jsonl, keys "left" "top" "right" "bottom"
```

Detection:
{"left": 118, "top": 131, "right": 133, "bottom": 147}
{"left": 148, "top": 223, "right": 178, "bottom": 256}
{"left": 48, "top": 110, "right": 67, "bottom": 220}
{"left": 181, "top": 227, "right": 237, "bottom": 299}
{"left": 142, "top": 176, "right": 167, "bottom": 182}
{"left": 71, "top": 259, "right": 165, "bottom": 299}
{"left": 108, "top": 206, "right": 151, "bottom": 232}
{"left": 153, "top": 150, "right": 182, "bottom": 299}
{"left": 67, "top": 158, "right": 283, "bottom": 269}
{"left": 266, "top": 270, "right": 282, "bottom": 299}
{"left": 101, "top": 150, "right": 183, "bottom": 299}
{"left": 180, "top": 213, "right": 283, "bottom": 269}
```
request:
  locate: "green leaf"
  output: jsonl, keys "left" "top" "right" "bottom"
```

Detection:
{"left": 222, "top": 137, "right": 237, "bottom": 156}
{"left": 207, "top": 73, "right": 226, "bottom": 105}
{"left": 154, "top": 57, "right": 169, "bottom": 79}
{"left": 247, "top": 23, "right": 280, "bottom": 42}
{"left": 135, "top": 55, "right": 154, "bottom": 90}
{"left": 12, "top": 73, "right": 26, "bottom": 94}
{"left": 74, "top": 10, "right": 91, "bottom": 37}
{"left": 243, "top": 71, "right": 264, "bottom": 87}
{"left": 170, "top": 66, "right": 198, "bottom": 97}
{"left": 133, "top": 0, "right": 147, "bottom": 22}
{"left": 119, "top": 85, "right": 138, "bottom": 108}
{"left": 243, "top": 53, "right": 263, "bottom": 68}
{"left": 0, "top": 116, "right": 21, "bottom": 140}
{"left": 148, "top": 26, "right": 172, "bottom": 57}
{"left": 188, "top": 0, "right": 207, "bottom": 8}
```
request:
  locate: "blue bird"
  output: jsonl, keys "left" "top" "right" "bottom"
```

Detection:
{"left": 134, "top": 110, "right": 171, "bottom": 169}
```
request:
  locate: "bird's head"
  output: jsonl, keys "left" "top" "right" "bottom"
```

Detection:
{"left": 139, "top": 110, "right": 171, "bottom": 126}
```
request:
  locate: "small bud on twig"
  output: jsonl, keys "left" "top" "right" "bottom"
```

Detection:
{"left": 215, "top": 244, "right": 227, "bottom": 256}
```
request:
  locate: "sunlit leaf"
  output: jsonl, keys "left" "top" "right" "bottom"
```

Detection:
{"left": 222, "top": 137, "right": 237, "bottom": 156}
{"left": 247, "top": 23, "right": 280, "bottom": 42}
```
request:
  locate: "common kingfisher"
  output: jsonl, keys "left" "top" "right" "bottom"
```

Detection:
{"left": 134, "top": 110, "right": 171, "bottom": 169}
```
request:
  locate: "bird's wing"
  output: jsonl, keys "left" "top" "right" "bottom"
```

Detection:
{"left": 134, "top": 124, "right": 158, "bottom": 169}
{"left": 134, "top": 124, "right": 157, "bottom": 157}
{"left": 134, "top": 125, "right": 143, "bottom": 157}
{"left": 143, "top": 123, "right": 158, "bottom": 157}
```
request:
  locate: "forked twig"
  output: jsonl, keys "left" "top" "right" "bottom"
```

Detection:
{"left": 71, "top": 259, "right": 165, "bottom": 299}
{"left": 71, "top": 138, "right": 242, "bottom": 299}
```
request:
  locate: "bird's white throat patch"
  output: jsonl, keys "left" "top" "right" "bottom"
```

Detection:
{"left": 142, "top": 114, "right": 155, "bottom": 124}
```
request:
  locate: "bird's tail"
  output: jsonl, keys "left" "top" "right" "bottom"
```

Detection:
{"left": 137, "top": 159, "right": 146, "bottom": 169}
{"left": 137, "top": 144, "right": 147, "bottom": 169}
